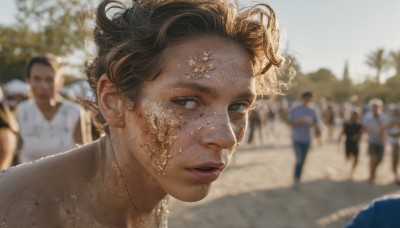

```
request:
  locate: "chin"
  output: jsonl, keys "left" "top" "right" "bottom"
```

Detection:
{"left": 35, "top": 97, "right": 50, "bottom": 103}
{"left": 170, "top": 184, "right": 212, "bottom": 202}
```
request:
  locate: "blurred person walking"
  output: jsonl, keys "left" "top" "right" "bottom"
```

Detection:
{"left": 323, "top": 104, "right": 336, "bottom": 142}
{"left": 247, "top": 97, "right": 271, "bottom": 145}
{"left": 338, "top": 108, "right": 363, "bottom": 179}
{"left": 387, "top": 103, "right": 400, "bottom": 184}
{"left": 362, "top": 98, "right": 390, "bottom": 183}
{"left": 16, "top": 54, "right": 86, "bottom": 164}
{"left": 288, "top": 92, "right": 320, "bottom": 189}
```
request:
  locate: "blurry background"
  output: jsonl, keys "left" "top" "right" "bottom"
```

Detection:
{"left": 1, "top": 1, "right": 400, "bottom": 227}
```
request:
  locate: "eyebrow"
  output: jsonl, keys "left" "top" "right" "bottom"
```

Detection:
{"left": 166, "top": 81, "right": 256, "bottom": 101}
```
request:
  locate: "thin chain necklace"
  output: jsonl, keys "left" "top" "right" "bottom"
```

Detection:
{"left": 110, "top": 147, "right": 147, "bottom": 226}
{"left": 109, "top": 140, "right": 169, "bottom": 227}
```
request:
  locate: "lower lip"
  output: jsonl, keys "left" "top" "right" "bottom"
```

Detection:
{"left": 186, "top": 168, "right": 222, "bottom": 183}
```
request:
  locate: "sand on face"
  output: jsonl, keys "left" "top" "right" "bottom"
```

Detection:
{"left": 169, "top": 121, "right": 400, "bottom": 228}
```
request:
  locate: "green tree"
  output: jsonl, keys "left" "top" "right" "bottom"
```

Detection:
{"left": 389, "top": 49, "right": 400, "bottom": 77}
{"left": 365, "top": 48, "right": 389, "bottom": 84}
{"left": 285, "top": 68, "right": 336, "bottom": 101}
{"left": 383, "top": 74, "right": 400, "bottom": 102}
{"left": 306, "top": 68, "right": 338, "bottom": 100}
{"left": 333, "top": 61, "right": 353, "bottom": 102}
{"left": 0, "top": 0, "right": 91, "bottom": 83}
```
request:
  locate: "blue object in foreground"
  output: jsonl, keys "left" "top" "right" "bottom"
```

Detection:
{"left": 345, "top": 195, "right": 400, "bottom": 228}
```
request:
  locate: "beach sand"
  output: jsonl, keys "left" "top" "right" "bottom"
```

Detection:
{"left": 169, "top": 121, "right": 400, "bottom": 228}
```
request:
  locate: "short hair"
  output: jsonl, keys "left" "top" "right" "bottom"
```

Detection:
{"left": 26, "top": 54, "right": 63, "bottom": 78}
{"left": 368, "top": 98, "right": 383, "bottom": 108}
{"left": 388, "top": 103, "right": 398, "bottom": 111}
{"left": 85, "top": 0, "right": 285, "bottom": 127}
{"left": 301, "top": 91, "right": 313, "bottom": 99}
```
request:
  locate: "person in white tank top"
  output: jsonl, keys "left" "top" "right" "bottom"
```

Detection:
{"left": 16, "top": 54, "right": 84, "bottom": 164}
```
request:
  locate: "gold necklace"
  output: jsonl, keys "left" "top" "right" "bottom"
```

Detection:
{"left": 109, "top": 140, "right": 169, "bottom": 227}
{"left": 110, "top": 147, "right": 147, "bottom": 226}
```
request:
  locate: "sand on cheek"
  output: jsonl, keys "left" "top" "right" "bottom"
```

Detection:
{"left": 137, "top": 103, "right": 183, "bottom": 175}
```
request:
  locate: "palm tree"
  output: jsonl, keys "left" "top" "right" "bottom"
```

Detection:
{"left": 365, "top": 48, "right": 389, "bottom": 84}
{"left": 389, "top": 50, "right": 400, "bottom": 77}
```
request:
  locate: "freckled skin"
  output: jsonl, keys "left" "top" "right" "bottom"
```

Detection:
{"left": 185, "top": 51, "right": 215, "bottom": 79}
{"left": 117, "top": 36, "right": 256, "bottom": 203}
{"left": 0, "top": 35, "right": 256, "bottom": 226}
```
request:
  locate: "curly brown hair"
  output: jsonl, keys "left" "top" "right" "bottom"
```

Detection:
{"left": 85, "top": 0, "right": 285, "bottom": 128}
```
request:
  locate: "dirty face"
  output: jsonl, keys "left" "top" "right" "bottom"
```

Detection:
{"left": 122, "top": 36, "right": 256, "bottom": 202}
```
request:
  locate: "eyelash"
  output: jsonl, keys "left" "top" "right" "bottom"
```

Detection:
{"left": 228, "top": 102, "right": 250, "bottom": 114}
{"left": 171, "top": 97, "right": 200, "bottom": 109}
{"left": 171, "top": 96, "right": 251, "bottom": 114}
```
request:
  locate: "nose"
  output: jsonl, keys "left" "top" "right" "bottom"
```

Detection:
{"left": 37, "top": 80, "right": 49, "bottom": 91}
{"left": 201, "top": 112, "right": 237, "bottom": 150}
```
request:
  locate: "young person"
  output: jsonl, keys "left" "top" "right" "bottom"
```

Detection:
{"left": 362, "top": 98, "right": 390, "bottom": 183}
{"left": 16, "top": 54, "right": 85, "bottom": 164}
{"left": 386, "top": 103, "right": 400, "bottom": 184}
{"left": 0, "top": 0, "right": 285, "bottom": 227}
{"left": 288, "top": 92, "right": 320, "bottom": 189}
{"left": 323, "top": 104, "right": 336, "bottom": 142}
{"left": 338, "top": 109, "right": 363, "bottom": 178}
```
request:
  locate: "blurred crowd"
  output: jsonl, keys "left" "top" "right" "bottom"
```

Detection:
{"left": 1, "top": 55, "right": 400, "bottom": 227}
{"left": 246, "top": 93, "right": 400, "bottom": 186}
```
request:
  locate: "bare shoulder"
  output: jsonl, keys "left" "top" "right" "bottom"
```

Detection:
{"left": 0, "top": 139, "right": 101, "bottom": 226}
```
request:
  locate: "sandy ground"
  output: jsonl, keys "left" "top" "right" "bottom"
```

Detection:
{"left": 168, "top": 121, "right": 400, "bottom": 228}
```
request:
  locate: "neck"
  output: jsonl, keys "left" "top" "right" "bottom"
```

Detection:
{"left": 36, "top": 99, "right": 57, "bottom": 109}
{"left": 94, "top": 135, "right": 167, "bottom": 224}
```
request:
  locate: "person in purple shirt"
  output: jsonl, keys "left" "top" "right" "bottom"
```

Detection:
{"left": 362, "top": 98, "right": 390, "bottom": 183}
{"left": 346, "top": 194, "right": 400, "bottom": 228}
{"left": 288, "top": 92, "right": 320, "bottom": 189}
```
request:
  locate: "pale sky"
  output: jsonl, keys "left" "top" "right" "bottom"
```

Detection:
{"left": 1, "top": 0, "right": 400, "bottom": 82}
{"left": 263, "top": 0, "right": 400, "bottom": 83}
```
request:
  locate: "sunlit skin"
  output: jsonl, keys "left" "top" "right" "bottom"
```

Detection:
{"left": 99, "top": 36, "right": 256, "bottom": 221}
{"left": 0, "top": 36, "right": 256, "bottom": 227}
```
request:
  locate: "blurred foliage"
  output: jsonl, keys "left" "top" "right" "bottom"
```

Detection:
{"left": 389, "top": 49, "right": 400, "bottom": 77}
{"left": 63, "top": 74, "right": 80, "bottom": 86}
{"left": 283, "top": 48, "right": 400, "bottom": 104}
{"left": 0, "top": 0, "right": 92, "bottom": 83}
{"left": 364, "top": 48, "right": 390, "bottom": 84}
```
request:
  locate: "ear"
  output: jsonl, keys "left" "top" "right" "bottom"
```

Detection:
{"left": 97, "top": 74, "right": 125, "bottom": 128}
